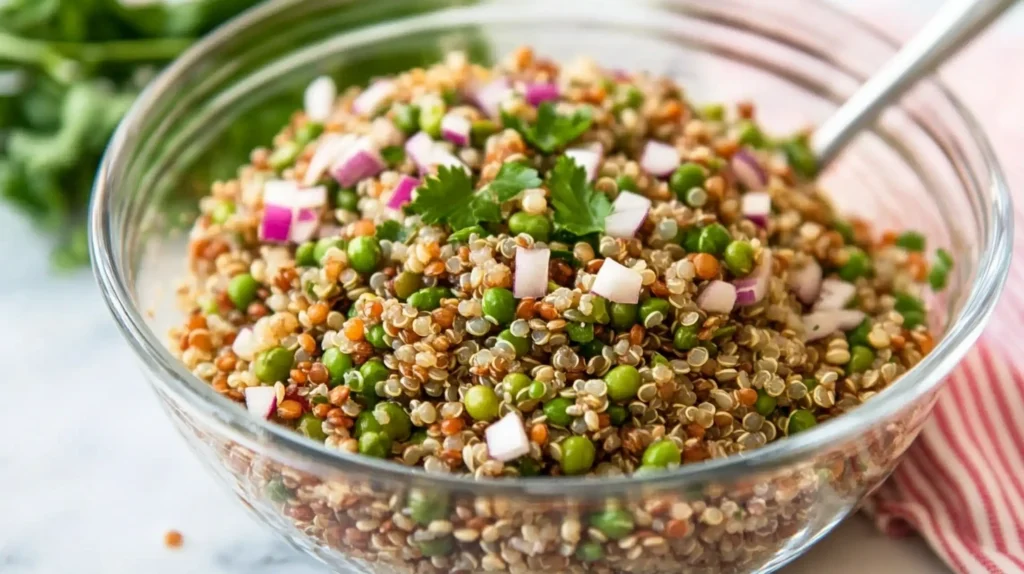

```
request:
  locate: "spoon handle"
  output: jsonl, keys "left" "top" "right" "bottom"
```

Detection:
{"left": 812, "top": 0, "right": 1017, "bottom": 166}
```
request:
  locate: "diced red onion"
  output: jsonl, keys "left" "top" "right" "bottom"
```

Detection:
{"left": 731, "top": 149, "right": 767, "bottom": 190}
{"left": 405, "top": 132, "right": 435, "bottom": 172}
{"left": 525, "top": 83, "right": 559, "bottom": 106}
{"left": 232, "top": 328, "right": 257, "bottom": 361}
{"left": 788, "top": 259, "right": 823, "bottom": 305}
{"left": 245, "top": 386, "right": 278, "bottom": 420}
{"left": 814, "top": 279, "right": 857, "bottom": 311}
{"left": 697, "top": 280, "right": 737, "bottom": 314}
{"left": 605, "top": 191, "right": 651, "bottom": 239}
{"left": 514, "top": 246, "right": 550, "bottom": 299}
{"left": 303, "top": 75, "right": 336, "bottom": 123}
{"left": 565, "top": 143, "right": 603, "bottom": 182}
{"left": 330, "top": 137, "right": 384, "bottom": 187}
{"left": 303, "top": 134, "right": 354, "bottom": 186}
{"left": 441, "top": 112, "right": 471, "bottom": 146}
{"left": 259, "top": 204, "right": 293, "bottom": 243}
{"left": 470, "top": 78, "right": 511, "bottom": 118}
{"left": 640, "top": 140, "right": 680, "bottom": 178}
{"left": 485, "top": 412, "right": 531, "bottom": 462}
{"left": 741, "top": 192, "right": 771, "bottom": 228}
{"left": 733, "top": 249, "right": 774, "bottom": 307}
{"left": 352, "top": 79, "right": 395, "bottom": 116}
{"left": 803, "top": 310, "right": 866, "bottom": 342}
{"left": 290, "top": 208, "right": 320, "bottom": 243}
{"left": 387, "top": 176, "right": 420, "bottom": 210}
{"left": 591, "top": 258, "right": 642, "bottom": 304}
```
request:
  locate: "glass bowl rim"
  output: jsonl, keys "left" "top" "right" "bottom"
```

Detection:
{"left": 89, "top": 0, "right": 1013, "bottom": 494}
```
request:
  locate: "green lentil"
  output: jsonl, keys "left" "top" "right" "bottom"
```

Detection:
{"left": 366, "top": 323, "right": 389, "bottom": 350}
{"left": 464, "top": 385, "right": 499, "bottom": 421}
{"left": 375, "top": 401, "right": 412, "bottom": 441}
{"left": 637, "top": 297, "right": 670, "bottom": 324}
{"left": 322, "top": 348, "right": 354, "bottom": 387}
{"left": 669, "top": 163, "right": 705, "bottom": 200}
{"left": 641, "top": 439, "right": 681, "bottom": 468}
{"left": 528, "top": 380, "right": 547, "bottom": 400}
{"left": 848, "top": 345, "right": 875, "bottom": 374}
{"left": 543, "top": 397, "right": 573, "bottom": 426}
{"left": 697, "top": 223, "right": 732, "bottom": 256}
{"left": 358, "top": 431, "right": 392, "bottom": 458}
{"left": 408, "top": 489, "right": 449, "bottom": 525}
{"left": 723, "top": 240, "right": 755, "bottom": 276}
{"left": 607, "top": 404, "right": 629, "bottom": 426}
{"left": 588, "top": 508, "right": 634, "bottom": 540}
{"left": 253, "top": 347, "right": 293, "bottom": 383}
{"left": 566, "top": 321, "right": 594, "bottom": 343}
{"left": 788, "top": 409, "right": 818, "bottom": 434}
{"left": 605, "top": 365, "right": 641, "bottom": 402}
{"left": 508, "top": 211, "right": 551, "bottom": 242}
{"left": 347, "top": 236, "right": 382, "bottom": 274}
{"left": 754, "top": 390, "right": 777, "bottom": 417}
{"left": 482, "top": 287, "right": 515, "bottom": 325}
{"left": 295, "top": 241, "right": 317, "bottom": 267}
{"left": 227, "top": 273, "right": 259, "bottom": 310}
{"left": 839, "top": 247, "right": 871, "bottom": 281}
{"left": 336, "top": 189, "right": 359, "bottom": 212}
{"left": 673, "top": 324, "right": 700, "bottom": 351}
{"left": 297, "top": 413, "right": 327, "bottom": 441}
{"left": 610, "top": 302, "right": 637, "bottom": 330}
{"left": 895, "top": 231, "right": 926, "bottom": 252}
{"left": 576, "top": 541, "right": 604, "bottom": 563}
{"left": 393, "top": 271, "right": 422, "bottom": 300}
{"left": 408, "top": 287, "right": 450, "bottom": 311}
{"left": 498, "top": 329, "right": 529, "bottom": 357}
{"left": 560, "top": 436, "right": 596, "bottom": 475}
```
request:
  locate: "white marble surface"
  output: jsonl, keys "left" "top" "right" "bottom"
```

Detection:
{"left": 4, "top": 1, "right": 1021, "bottom": 572}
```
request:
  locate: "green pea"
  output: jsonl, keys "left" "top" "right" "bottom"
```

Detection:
{"left": 347, "top": 236, "right": 382, "bottom": 274}
{"left": 641, "top": 439, "right": 681, "bottom": 468}
{"left": 848, "top": 345, "right": 875, "bottom": 374}
{"left": 201, "top": 297, "right": 220, "bottom": 316}
{"left": 580, "top": 339, "right": 606, "bottom": 359}
{"left": 464, "top": 385, "right": 499, "bottom": 421}
{"left": 268, "top": 141, "right": 300, "bottom": 171}
{"left": 902, "top": 309, "right": 926, "bottom": 330}
{"left": 682, "top": 227, "right": 702, "bottom": 253}
{"left": 227, "top": 273, "right": 259, "bottom": 310}
{"left": 264, "top": 479, "right": 291, "bottom": 503}
{"left": 528, "top": 380, "right": 547, "bottom": 400}
{"left": 366, "top": 323, "right": 389, "bottom": 350}
{"left": 295, "top": 241, "right": 317, "bottom": 267}
{"left": 669, "top": 163, "right": 706, "bottom": 200}
{"left": 393, "top": 271, "right": 422, "bottom": 300}
{"left": 588, "top": 508, "right": 634, "bottom": 540}
{"left": 607, "top": 404, "right": 629, "bottom": 427}
{"left": 605, "top": 365, "right": 641, "bottom": 402}
{"left": 737, "top": 121, "right": 766, "bottom": 148}
{"left": 713, "top": 325, "right": 737, "bottom": 340}
{"left": 650, "top": 352, "right": 670, "bottom": 367}
{"left": 754, "top": 390, "right": 777, "bottom": 416}
{"left": 355, "top": 410, "right": 382, "bottom": 437}
{"left": 358, "top": 431, "right": 392, "bottom": 458}
{"left": 620, "top": 85, "right": 644, "bottom": 109}
{"left": 895, "top": 231, "right": 926, "bottom": 252}
{"left": 782, "top": 136, "right": 817, "bottom": 178}
{"left": 508, "top": 211, "right": 551, "bottom": 242}
{"left": 375, "top": 401, "right": 412, "bottom": 441}
{"left": 567, "top": 322, "right": 594, "bottom": 343}
{"left": 416, "top": 536, "right": 453, "bottom": 557}
{"left": 803, "top": 377, "right": 818, "bottom": 392}
{"left": 846, "top": 319, "right": 872, "bottom": 348}
{"left": 929, "top": 264, "right": 949, "bottom": 291}
{"left": 498, "top": 329, "right": 529, "bottom": 357}
{"left": 503, "top": 373, "right": 532, "bottom": 402}
{"left": 253, "top": 347, "right": 293, "bottom": 383}
{"left": 419, "top": 100, "right": 445, "bottom": 138}
{"left": 701, "top": 103, "right": 725, "bottom": 121}
{"left": 294, "top": 122, "right": 323, "bottom": 146}
{"left": 834, "top": 219, "right": 856, "bottom": 245}
{"left": 359, "top": 359, "right": 390, "bottom": 393}
{"left": 838, "top": 247, "right": 871, "bottom": 281}
{"left": 637, "top": 298, "right": 670, "bottom": 325}
{"left": 381, "top": 145, "right": 405, "bottom": 167}
{"left": 448, "top": 225, "right": 486, "bottom": 243}
{"left": 610, "top": 302, "right": 638, "bottom": 331}
{"left": 471, "top": 119, "right": 500, "bottom": 146}
{"left": 408, "top": 287, "right": 450, "bottom": 311}
{"left": 616, "top": 175, "right": 637, "bottom": 193}
{"left": 697, "top": 223, "right": 732, "bottom": 256}
{"left": 210, "top": 200, "right": 235, "bottom": 225}
{"left": 322, "top": 348, "right": 354, "bottom": 387}
{"left": 723, "top": 240, "right": 755, "bottom": 276}
{"left": 392, "top": 103, "right": 420, "bottom": 134}
{"left": 408, "top": 430, "right": 428, "bottom": 444}
{"left": 408, "top": 488, "right": 449, "bottom": 525}
{"left": 336, "top": 189, "right": 359, "bottom": 212}
{"left": 298, "top": 413, "right": 327, "bottom": 441}
{"left": 543, "top": 397, "right": 574, "bottom": 426}
{"left": 560, "top": 436, "right": 596, "bottom": 475}
{"left": 518, "top": 458, "right": 542, "bottom": 477}
{"left": 585, "top": 296, "right": 610, "bottom": 324}
{"left": 893, "top": 292, "right": 925, "bottom": 315}
{"left": 576, "top": 541, "right": 604, "bottom": 563}
{"left": 936, "top": 248, "right": 954, "bottom": 270}
{"left": 313, "top": 237, "right": 346, "bottom": 263}
{"left": 482, "top": 287, "right": 516, "bottom": 325}
{"left": 673, "top": 324, "right": 700, "bottom": 351}
{"left": 788, "top": 410, "right": 818, "bottom": 434}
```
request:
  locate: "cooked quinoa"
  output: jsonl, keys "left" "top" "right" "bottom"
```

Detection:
{"left": 171, "top": 46, "right": 950, "bottom": 484}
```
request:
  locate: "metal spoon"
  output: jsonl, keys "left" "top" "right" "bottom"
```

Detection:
{"left": 813, "top": 0, "right": 1017, "bottom": 167}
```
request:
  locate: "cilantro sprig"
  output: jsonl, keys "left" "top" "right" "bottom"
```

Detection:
{"left": 407, "top": 162, "right": 541, "bottom": 230}
{"left": 502, "top": 102, "right": 593, "bottom": 153}
{"left": 547, "top": 155, "right": 611, "bottom": 237}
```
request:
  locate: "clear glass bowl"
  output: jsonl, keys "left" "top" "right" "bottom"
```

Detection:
{"left": 89, "top": 0, "right": 1012, "bottom": 572}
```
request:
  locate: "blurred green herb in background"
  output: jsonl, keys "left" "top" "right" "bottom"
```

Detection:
{"left": 0, "top": 0, "right": 262, "bottom": 269}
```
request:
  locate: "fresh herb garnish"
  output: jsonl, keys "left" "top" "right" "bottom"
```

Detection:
{"left": 407, "top": 162, "right": 541, "bottom": 230}
{"left": 502, "top": 102, "right": 592, "bottom": 153}
{"left": 547, "top": 155, "right": 612, "bottom": 237}
{"left": 375, "top": 220, "right": 407, "bottom": 242}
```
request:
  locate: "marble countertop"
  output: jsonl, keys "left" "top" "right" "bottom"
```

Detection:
{"left": 3, "top": 1, "right": 1020, "bottom": 572}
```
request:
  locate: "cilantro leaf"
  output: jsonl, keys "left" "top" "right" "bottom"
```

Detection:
{"left": 547, "top": 155, "right": 612, "bottom": 237}
{"left": 502, "top": 102, "right": 593, "bottom": 153}
{"left": 488, "top": 161, "right": 542, "bottom": 201}
{"left": 407, "top": 162, "right": 541, "bottom": 230}
{"left": 375, "top": 220, "right": 407, "bottom": 242}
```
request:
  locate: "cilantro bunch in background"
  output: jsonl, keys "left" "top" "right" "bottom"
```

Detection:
{"left": 0, "top": 0, "right": 262, "bottom": 269}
